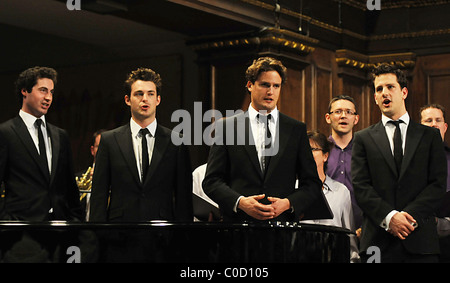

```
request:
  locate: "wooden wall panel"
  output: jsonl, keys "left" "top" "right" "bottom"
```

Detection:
{"left": 314, "top": 67, "right": 333, "bottom": 135}
{"left": 412, "top": 53, "right": 450, "bottom": 143}
{"left": 279, "top": 68, "right": 305, "bottom": 123}
{"left": 428, "top": 74, "right": 450, "bottom": 142}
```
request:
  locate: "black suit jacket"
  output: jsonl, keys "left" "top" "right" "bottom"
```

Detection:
{"left": 202, "top": 111, "right": 323, "bottom": 222}
{"left": 89, "top": 123, "right": 193, "bottom": 222}
{"left": 0, "top": 116, "right": 82, "bottom": 221}
{"left": 352, "top": 120, "right": 447, "bottom": 255}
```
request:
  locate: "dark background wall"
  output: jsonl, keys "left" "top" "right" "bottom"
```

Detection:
{"left": 1, "top": 0, "right": 449, "bottom": 173}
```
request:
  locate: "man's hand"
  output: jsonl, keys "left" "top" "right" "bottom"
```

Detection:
{"left": 238, "top": 194, "right": 275, "bottom": 220}
{"left": 267, "top": 197, "right": 291, "bottom": 218}
{"left": 388, "top": 211, "right": 416, "bottom": 240}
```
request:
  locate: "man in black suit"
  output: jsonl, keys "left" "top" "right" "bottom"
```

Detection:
{"left": 90, "top": 67, "right": 192, "bottom": 223}
{"left": 0, "top": 67, "right": 82, "bottom": 262}
{"left": 352, "top": 64, "right": 447, "bottom": 262}
{"left": 202, "top": 57, "right": 323, "bottom": 222}
{"left": 0, "top": 66, "right": 81, "bottom": 222}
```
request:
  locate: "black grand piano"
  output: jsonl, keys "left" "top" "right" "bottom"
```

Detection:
{"left": 0, "top": 221, "right": 351, "bottom": 263}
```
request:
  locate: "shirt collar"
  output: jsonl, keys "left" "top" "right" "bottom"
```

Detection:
{"left": 248, "top": 103, "right": 279, "bottom": 124}
{"left": 328, "top": 135, "right": 354, "bottom": 150}
{"left": 19, "top": 110, "right": 47, "bottom": 129}
{"left": 130, "top": 118, "right": 157, "bottom": 138}
{"left": 381, "top": 112, "right": 410, "bottom": 127}
{"left": 323, "top": 175, "right": 335, "bottom": 192}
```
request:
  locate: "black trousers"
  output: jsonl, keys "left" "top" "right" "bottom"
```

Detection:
{"left": 361, "top": 238, "right": 439, "bottom": 263}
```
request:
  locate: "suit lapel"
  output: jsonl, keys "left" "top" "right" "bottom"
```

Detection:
{"left": 114, "top": 124, "right": 141, "bottom": 187}
{"left": 47, "top": 124, "right": 60, "bottom": 185}
{"left": 240, "top": 113, "right": 263, "bottom": 179}
{"left": 144, "top": 125, "right": 170, "bottom": 185}
{"left": 264, "top": 113, "right": 289, "bottom": 180}
{"left": 11, "top": 116, "right": 50, "bottom": 181}
{"left": 369, "top": 121, "right": 398, "bottom": 177}
{"left": 400, "top": 121, "right": 424, "bottom": 180}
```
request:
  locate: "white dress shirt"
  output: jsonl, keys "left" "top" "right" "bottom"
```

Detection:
{"left": 233, "top": 104, "right": 279, "bottom": 212}
{"left": 129, "top": 118, "right": 156, "bottom": 182}
{"left": 380, "top": 112, "right": 415, "bottom": 230}
{"left": 381, "top": 112, "right": 410, "bottom": 156}
{"left": 248, "top": 103, "right": 278, "bottom": 172}
{"left": 299, "top": 176, "right": 359, "bottom": 262}
{"left": 19, "top": 110, "right": 52, "bottom": 174}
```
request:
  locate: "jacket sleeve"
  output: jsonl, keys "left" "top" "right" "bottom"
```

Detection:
{"left": 202, "top": 119, "right": 242, "bottom": 214}
{"left": 175, "top": 142, "right": 193, "bottom": 221}
{"left": 288, "top": 123, "right": 323, "bottom": 219}
{"left": 403, "top": 128, "right": 447, "bottom": 222}
{"left": 90, "top": 134, "right": 111, "bottom": 222}
{"left": 60, "top": 130, "right": 83, "bottom": 221}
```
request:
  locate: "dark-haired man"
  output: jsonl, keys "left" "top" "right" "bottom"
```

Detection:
{"left": 0, "top": 66, "right": 82, "bottom": 222}
{"left": 203, "top": 57, "right": 323, "bottom": 222}
{"left": 352, "top": 64, "right": 447, "bottom": 262}
{"left": 90, "top": 67, "right": 192, "bottom": 223}
{"left": 0, "top": 66, "right": 83, "bottom": 262}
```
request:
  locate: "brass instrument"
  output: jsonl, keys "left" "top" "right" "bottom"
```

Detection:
{"left": 76, "top": 166, "right": 92, "bottom": 201}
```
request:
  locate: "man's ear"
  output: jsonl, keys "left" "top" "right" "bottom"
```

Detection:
{"left": 21, "top": 88, "right": 28, "bottom": 100}
{"left": 124, "top": 94, "right": 131, "bottom": 106}
{"left": 325, "top": 113, "right": 331, "bottom": 124}
{"left": 246, "top": 81, "right": 254, "bottom": 93}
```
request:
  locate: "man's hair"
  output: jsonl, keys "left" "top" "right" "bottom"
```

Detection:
{"left": 92, "top": 129, "right": 107, "bottom": 146}
{"left": 327, "top": 95, "right": 358, "bottom": 114}
{"left": 307, "top": 130, "right": 334, "bottom": 172}
{"left": 371, "top": 63, "right": 408, "bottom": 90}
{"left": 245, "top": 57, "right": 287, "bottom": 86}
{"left": 124, "top": 67, "right": 162, "bottom": 96}
{"left": 15, "top": 66, "right": 57, "bottom": 107}
{"left": 420, "top": 103, "right": 446, "bottom": 122}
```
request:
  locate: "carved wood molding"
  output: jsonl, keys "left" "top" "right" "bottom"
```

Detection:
{"left": 189, "top": 27, "right": 317, "bottom": 56}
{"left": 333, "top": 0, "right": 450, "bottom": 10}
{"left": 336, "top": 49, "right": 416, "bottom": 71}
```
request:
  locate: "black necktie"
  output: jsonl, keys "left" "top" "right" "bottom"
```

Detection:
{"left": 388, "top": 120, "right": 404, "bottom": 174}
{"left": 257, "top": 114, "right": 272, "bottom": 173}
{"left": 35, "top": 119, "right": 49, "bottom": 177}
{"left": 139, "top": 128, "right": 150, "bottom": 182}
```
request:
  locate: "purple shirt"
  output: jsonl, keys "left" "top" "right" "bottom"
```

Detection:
{"left": 327, "top": 135, "right": 363, "bottom": 228}
{"left": 327, "top": 136, "right": 353, "bottom": 191}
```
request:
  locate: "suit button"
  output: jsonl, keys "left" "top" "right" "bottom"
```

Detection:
{"left": 141, "top": 193, "right": 146, "bottom": 198}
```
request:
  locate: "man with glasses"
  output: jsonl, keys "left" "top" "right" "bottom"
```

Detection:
{"left": 420, "top": 104, "right": 450, "bottom": 262}
{"left": 325, "top": 95, "right": 362, "bottom": 228}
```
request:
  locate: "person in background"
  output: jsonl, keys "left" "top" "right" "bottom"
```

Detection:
{"left": 325, "top": 95, "right": 362, "bottom": 229}
{"left": 77, "top": 129, "right": 106, "bottom": 221}
{"left": 420, "top": 103, "right": 450, "bottom": 262}
{"left": 301, "top": 130, "right": 359, "bottom": 262}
